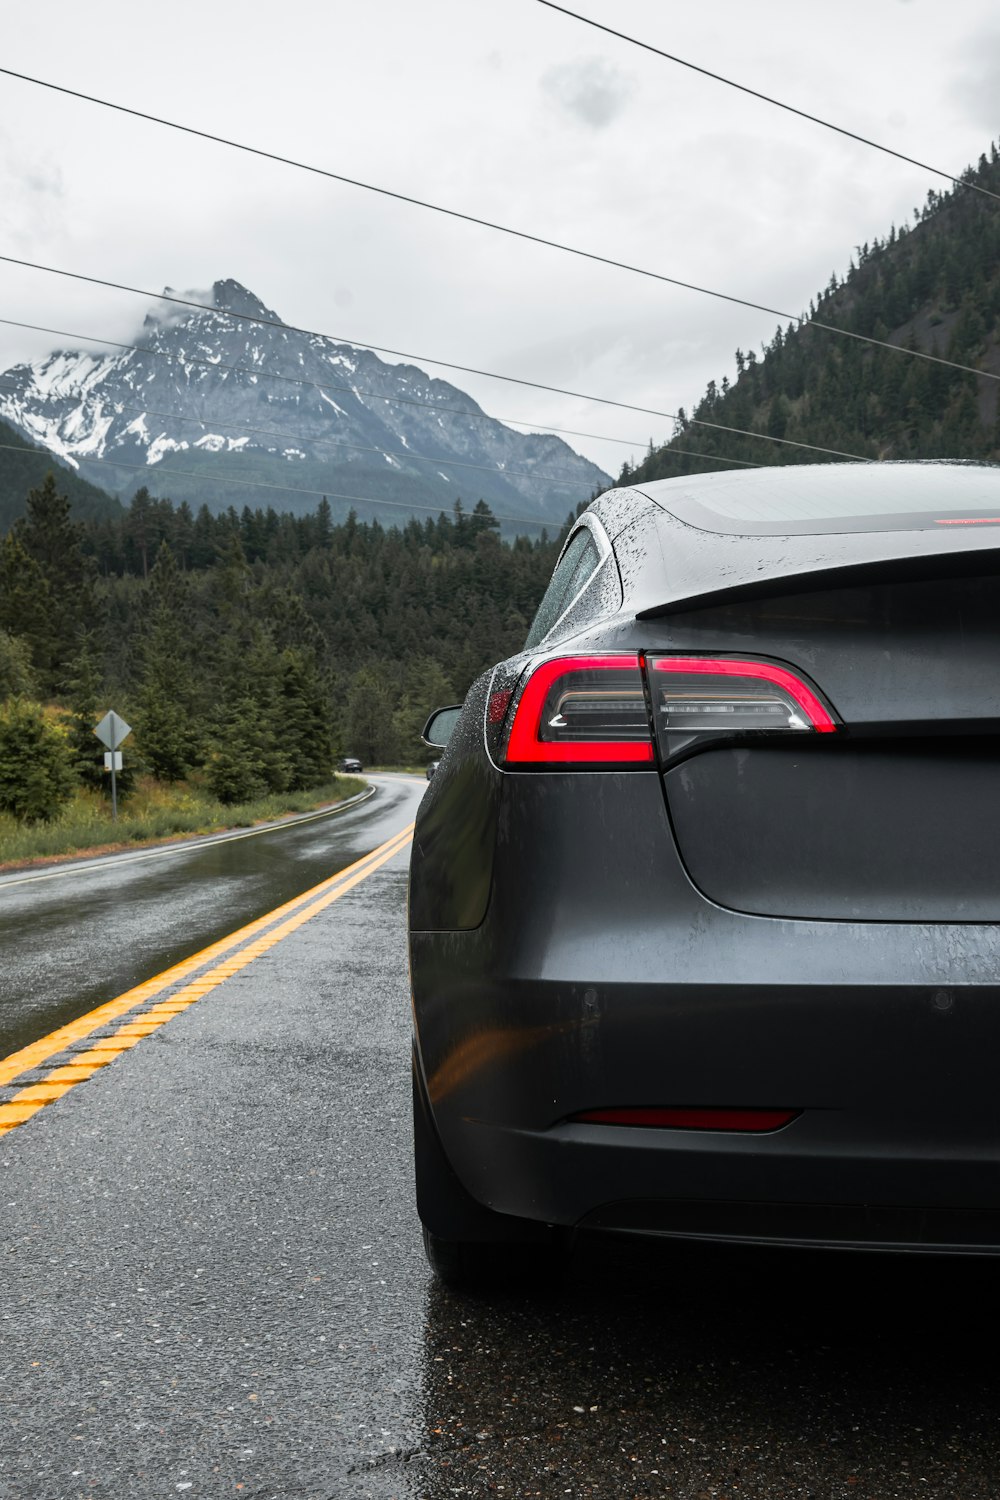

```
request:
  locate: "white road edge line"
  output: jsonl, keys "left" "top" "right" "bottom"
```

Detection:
{"left": 0, "top": 784, "right": 379, "bottom": 889}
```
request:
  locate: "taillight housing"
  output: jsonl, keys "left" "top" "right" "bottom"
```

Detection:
{"left": 502, "top": 655, "right": 654, "bottom": 769}
{"left": 647, "top": 655, "right": 838, "bottom": 763}
{"left": 497, "top": 653, "right": 837, "bottom": 769}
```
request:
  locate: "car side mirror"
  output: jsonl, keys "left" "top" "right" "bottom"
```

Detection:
{"left": 421, "top": 705, "right": 463, "bottom": 749}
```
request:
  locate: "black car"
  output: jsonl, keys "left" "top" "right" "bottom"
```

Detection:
{"left": 409, "top": 461, "right": 1000, "bottom": 1286}
{"left": 425, "top": 759, "right": 441, "bottom": 781}
{"left": 339, "top": 756, "right": 363, "bottom": 774}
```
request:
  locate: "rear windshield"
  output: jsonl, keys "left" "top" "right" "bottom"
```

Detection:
{"left": 646, "top": 462, "right": 1000, "bottom": 536}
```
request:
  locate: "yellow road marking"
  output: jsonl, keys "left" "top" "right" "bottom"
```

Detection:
{"left": 0, "top": 822, "right": 413, "bottom": 1134}
{"left": 0, "top": 823, "right": 412, "bottom": 1089}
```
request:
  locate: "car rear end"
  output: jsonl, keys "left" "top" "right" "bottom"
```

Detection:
{"left": 410, "top": 464, "right": 1000, "bottom": 1256}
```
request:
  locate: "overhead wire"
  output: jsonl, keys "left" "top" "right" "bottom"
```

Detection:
{"left": 535, "top": 0, "right": 1000, "bottom": 208}
{"left": 0, "top": 330, "right": 766, "bottom": 476}
{"left": 0, "top": 313, "right": 655, "bottom": 455}
{"left": 0, "top": 257, "right": 872, "bottom": 461}
{"left": 0, "top": 70, "right": 991, "bottom": 387}
{"left": 0, "top": 378, "right": 601, "bottom": 491}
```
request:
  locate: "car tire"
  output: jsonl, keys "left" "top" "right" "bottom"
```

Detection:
{"left": 411, "top": 1051, "right": 567, "bottom": 1291}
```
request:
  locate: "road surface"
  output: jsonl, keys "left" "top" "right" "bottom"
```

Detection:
{"left": 0, "top": 776, "right": 415, "bottom": 1059}
{"left": 1, "top": 776, "right": 999, "bottom": 1498}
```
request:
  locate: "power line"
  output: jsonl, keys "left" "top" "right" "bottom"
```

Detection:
{"left": 0, "top": 380, "right": 597, "bottom": 492}
{"left": 0, "top": 69, "right": 991, "bottom": 386}
{"left": 0, "top": 309, "right": 710, "bottom": 456}
{"left": 0, "top": 340, "right": 767, "bottom": 474}
{"left": 0, "top": 441, "right": 567, "bottom": 531}
{"left": 536, "top": 0, "right": 1000, "bottom": 208}
{"left": 0, "top": 256, "right": 871, "bottom": 461}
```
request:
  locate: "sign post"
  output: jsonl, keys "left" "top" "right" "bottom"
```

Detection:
{"left": 94, "top": 711, "right": 132, "bottom": 821}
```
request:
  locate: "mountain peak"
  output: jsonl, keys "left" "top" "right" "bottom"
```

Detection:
{"left": 0, "top": 277, "right": 611, "bottom": 530}
{"left": 139, "top": 279, "right": 284, "bottom": 335}
{"left": 210, "top": 279, "right": 282, "bottom": 325}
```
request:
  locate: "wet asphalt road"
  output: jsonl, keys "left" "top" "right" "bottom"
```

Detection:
{"left": 4, "top": 783, "right": 1000, "bottom": 1497}
{"left": 0, "top": 777, "right": 416, "bottom": 1059}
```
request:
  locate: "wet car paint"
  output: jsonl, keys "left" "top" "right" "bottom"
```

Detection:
{"left": 409, "top": 468, "right": 1000, "bottom": 1255}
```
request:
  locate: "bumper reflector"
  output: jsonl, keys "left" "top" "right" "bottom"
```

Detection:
{"left": 570, "top": 1106, "right": 798, "bottom": 1132}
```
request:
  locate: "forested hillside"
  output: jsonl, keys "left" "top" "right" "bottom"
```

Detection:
{"left": 0, "top": 473, "right": 564, "bottom": 820}
{"left": 628, "top": 145, "right": 1000, "bottom": 485}
{"left": 0, "top": 416, "right": 121, "bottom": 532}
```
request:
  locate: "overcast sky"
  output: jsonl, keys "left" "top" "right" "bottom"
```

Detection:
{"left": 2, "top": 0, "right": 999, "bottom": 486}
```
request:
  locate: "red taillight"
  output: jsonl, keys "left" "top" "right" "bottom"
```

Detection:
{"left": 571, "top": 1106, "right": 797, "bottom": 1132}
{"left": 648, "top": 656, "right": 837, "bottom": 736}
{"left": 503, "top": 655, "right": 654, "bottom": 768}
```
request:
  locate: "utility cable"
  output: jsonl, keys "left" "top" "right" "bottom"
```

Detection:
{"left": 0, "top": 314, "right": 648, "bottom": 454}
{"left": 0, "top": 256, "right": 872, "bottom": 461}
{"left": 0, "top": 314, "right": 763, "bottom": 468}
{"left": 0, "top": 354, "right": 764, "bottom": 476}
{"left": 0, "top": 380, "right": 601, "bottom": 491}
{"left": 536, "top": 1, "right": 1000, "bottom": 207}
{"left": 0, "top": 71, "right": 989, "bottom": 384}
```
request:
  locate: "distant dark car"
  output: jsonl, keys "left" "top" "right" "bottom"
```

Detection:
{"left": 425, "top": 760, "right": 440, "bottom": 781}
{"left": 339, "top": 757, "right": 363, "bottom": 774}
{"left": 410, "top": 461, "right": 1000, "bottom": 1287}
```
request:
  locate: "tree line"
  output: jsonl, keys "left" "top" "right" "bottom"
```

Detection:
{"left": 0, "top": 476, "right": 567, "bottom": 819}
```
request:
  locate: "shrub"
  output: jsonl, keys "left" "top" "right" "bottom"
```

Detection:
{"left": 0, "top": 699, "right": 77, "bottom": 821}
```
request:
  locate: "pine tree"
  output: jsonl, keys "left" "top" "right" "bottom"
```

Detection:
{"left": 204, "top": 695, "right": 272, "bottom": 804}
{"left": 345, "top": 665, "right": 400, "bottom": 765}
{"left": 134, "top": 543, "right": 201, "bottom": 781}
{"left": 278, "top": 648, "right": 333, "bottom": 789}
{"left": 8, "top": 473, "right": 98, "bottom": 695}
{"left": 62, "top": 633, "right": 111, "bottom": 791}
{"left": 125, "top": 487, "right": 155, "bottom": 578}
{"left": 392, "top": 658, "right": 454, "bottom": 761}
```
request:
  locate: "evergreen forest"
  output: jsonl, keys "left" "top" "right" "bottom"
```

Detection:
{"left": 0, "top": 474, "right": 564, "bottom": 823}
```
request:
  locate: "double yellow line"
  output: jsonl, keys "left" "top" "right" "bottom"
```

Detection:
{"left": 0, "top": 822, "right": 413, "bottom": 1135}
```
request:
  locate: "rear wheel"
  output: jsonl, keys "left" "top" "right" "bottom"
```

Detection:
{"left": 411, "top": 1052, "right": 567, "bottom": 1291}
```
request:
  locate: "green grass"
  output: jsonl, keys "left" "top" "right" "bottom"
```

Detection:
{"left": 0, "top": 775, "right": 367, "bottom": 868}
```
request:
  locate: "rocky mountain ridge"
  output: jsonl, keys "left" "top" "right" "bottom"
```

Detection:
{"left": 0, "top": 279, "right": 610, "bottom": 530}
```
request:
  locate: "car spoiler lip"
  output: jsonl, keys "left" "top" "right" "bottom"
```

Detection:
{"left": 633, "top": 502, "right": 1000, "bottom": 617}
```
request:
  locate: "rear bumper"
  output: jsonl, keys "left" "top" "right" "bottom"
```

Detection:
{"left": 442, "top": 1111, "right": 1000, "bottom": 1253}
{"left": 409, "top": 771, "right": 1000, "bottom": 1252}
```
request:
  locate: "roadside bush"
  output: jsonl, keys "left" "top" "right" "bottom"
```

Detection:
{"left": 0, "top": 698, "right": 77, "bottom": 822}
{"left": 0, "top": 630, "right": 36, "bottom": 700}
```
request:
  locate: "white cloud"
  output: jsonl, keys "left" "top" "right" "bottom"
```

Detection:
{"left": 541, "top": 57, "right": 635, "bottom": 130}
{"left": 948, "top": 27, "right": 1000, "bottom": 135}
{"left": 0, "top": 0, "right": 998, "bottom": 483}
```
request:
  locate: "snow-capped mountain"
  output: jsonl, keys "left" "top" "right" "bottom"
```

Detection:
{"left": 0, "top": 279, "right": 611, "bottom": 529}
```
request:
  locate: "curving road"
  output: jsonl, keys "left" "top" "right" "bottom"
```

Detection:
{"left": 0, "top": 775, "right": 423, "bottom": 1059}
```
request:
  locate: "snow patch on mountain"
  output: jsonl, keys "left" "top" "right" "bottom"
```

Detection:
{"left": 0, "top": 278, "right": 612, "bottom": 526}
